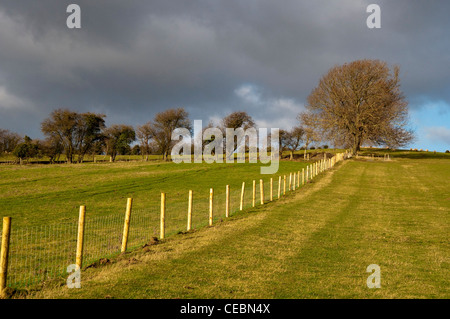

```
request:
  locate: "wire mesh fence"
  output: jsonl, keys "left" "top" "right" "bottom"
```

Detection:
{"left": 7, "top": 221, "right": 78, "bottom": 288}
{"left": 1, "top": 153, "right": 346, "bottom": 291}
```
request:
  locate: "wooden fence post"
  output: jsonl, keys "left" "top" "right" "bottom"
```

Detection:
{"left": 270, "top": 178, "right": 273, "bottom": 201}
{"left": 0, "top": 217, "right": 11, "bottom": 295}
{"left": 226, "top": 185, "right": 230, "bottom": 218}
{"left": 293, "top": 173, "right": 296, "bottom": 191}
{"left": 160, "top": 193, "right": 166, "bottom": 239}
{"left": 209, "top": 188, "right": 214, "bottom": 226}
{"left": 289, "top": 173, "right": 292, "bottom": 191}
{"left": 75, "top": 206, "right": 86, "bottom": 269}
{"left": 260, "top": 179, "right": 264, "bottom": 205}
{"left": 240, "top": 182, "right": 245, "bottom": 211}
{"left": 302, "top": 168, "right": 305, "bottom": 185}
{"left": 278, "top": 176, "right": 281, "bottom": 199}
{"left": 187, "top": 190, "right": 193, "bottom": 231}
{"left": 121, "top": 198, "right": 133, "bottom": 253}
{"left": 283, "top": 175, "right": 286, "bottom": 194}
{"left": 297, "top": 171, "right": 300, "bottom": 188}
{"left": 252, "top": 180, "right": 256, "bottom": 207}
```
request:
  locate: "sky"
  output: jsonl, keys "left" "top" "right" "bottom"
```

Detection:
{"left": 0, "top": 0, "right": 449, "bottom": 152}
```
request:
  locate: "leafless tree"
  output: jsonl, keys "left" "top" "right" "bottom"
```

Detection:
{"left": 41, "top": 109, "right": 105, "bottom": 163}
{"left": 0, "top": 129, "right": 22, "bottom": 154}
{"left": 306, "top": 59, "right": 414, "bottom": 154}
{"left": 41, "top": 109, "right": 79, "bottom": 163}
{"left": 297, "top": 112, "right": 322, "bottom": 158}
{"left": 136, "top": 122, "right": 154, "bottom": 161}
{"left": 279, "top": 126, "right": 305, "bottom": 160}
{"left": 221, "top": 111, "right": 256, "bottom": 157}
{"left": 151, "top": 108, "right": 192, "bottom": 160}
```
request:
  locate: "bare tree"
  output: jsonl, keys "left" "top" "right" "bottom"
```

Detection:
{"left": 279, "top": 126, "right": 305, "bottom": 160}
{"left": 221, "top": 111, "right": 256, "bottom": 157}
{"left": 136, "top": 122, "right": 154, "bottom": 161}
{"left": 0, "top": 129, "right": 22, "bottom": 154}
{"left": 151, "top": 108, "right": 192, "bottom": 161}
{"left": 298, "top": 112, "right": 321, "bottom": 159}
{"left": 41, "top": 109, "right": 78, "bottom": 163}
{"left": 41, "top": 109, "right": 106, "bottom": 163}
{"left": 306, "top": 59, "right": 414, "bottom": 154}
{"left": 39, "top": 136, "right": 63, "bottom": 163}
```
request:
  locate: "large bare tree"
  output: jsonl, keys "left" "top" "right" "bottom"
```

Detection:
{"left": 306, "top": 59, "right": 414, "bottom": 154}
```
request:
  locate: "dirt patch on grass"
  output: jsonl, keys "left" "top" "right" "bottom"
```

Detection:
{"left": 85, "top": 258, "right": 112, "bottom": 269}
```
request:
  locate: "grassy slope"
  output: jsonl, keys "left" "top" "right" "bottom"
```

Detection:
{"left": 0, "top": 160, "right": 307, "bottom": 227}
{"left": 28, "top": 156, "right": 449, "bottom": 299}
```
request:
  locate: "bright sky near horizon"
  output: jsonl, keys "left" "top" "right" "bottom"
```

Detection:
{"left": 0, "top": 0, "right": 449, "bottom": 151}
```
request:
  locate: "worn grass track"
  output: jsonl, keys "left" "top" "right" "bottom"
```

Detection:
{"left": 27, "top": 157, "right": 450, "bottom": 299}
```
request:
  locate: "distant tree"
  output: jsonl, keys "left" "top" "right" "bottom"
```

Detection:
{"left": 192, "top": 120, "right": 216, "bottom": 157}
{"left": 13, "top": 136, "right": 39, "bottom": 164}
{"left": 41, "top": 109, "right": 106, "bottom": 163}
{"left": 41, "top": 109, "right": 78, "bottom": 163}
{"left": 298, "top": 111, "right": 321, "bottom": 159}
{"left": 136, "top": 122, "right": 154, "bottom": 161}
{"left": 39, "top": 136, "right": 63, "bottom": 163}
{"left": 221, "top": 111, "right": 256, "bottom": 157}
{"left": 131, "top": 144, "right": 141, "bottom": 156}
{"left": 306, "top": 59, "right": 414, "bottom": 155}
{"left": 279, "top": 126, "right": 305, "bottom": 160}
{"left": 75, "top": 112, "right": 106, "bottom": 162}
{"left": 103, "top": 124, "right": 136, "bottom": 162}
{"left": 151, "top": 108, "right": 192, "bottom": 160}
{"left": 0, "top": 129, "right": 22, "bottom": 154}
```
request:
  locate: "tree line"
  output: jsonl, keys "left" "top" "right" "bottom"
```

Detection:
{"left": 1, "top": 59, "right": 414, "bottom": 163}
{"left": 0, "top": 108, "right": 316, "bottom": 163}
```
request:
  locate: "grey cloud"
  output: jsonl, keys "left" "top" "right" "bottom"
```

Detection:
{"left": 0, "top": 0, "right": 449, "bottom": 139}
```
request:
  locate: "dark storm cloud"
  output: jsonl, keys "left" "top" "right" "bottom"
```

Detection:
{"left": 0, "top": 0, "right": 449, "bottom": 139}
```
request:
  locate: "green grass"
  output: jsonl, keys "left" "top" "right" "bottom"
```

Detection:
{"left": 20, "top": 153, "right": 450, "bottom": 299}
{"left": 0, "top": 154, "right": 315, "bottom": 290}
{"left": 2, "top": 149, "right": 449, "bottom": 298}
{"left": 0, "top": 158, "right": 310, "bottom": 226}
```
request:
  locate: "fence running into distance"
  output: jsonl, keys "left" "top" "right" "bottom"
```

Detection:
{"left": 0, "top": 152, "right": 348, "bottom": 293}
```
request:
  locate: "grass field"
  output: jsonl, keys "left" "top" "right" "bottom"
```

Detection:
{"left": 1, "top": 150, "right": 449, "bottom": 298}
{"left": 0, "top": 151, "right": 319, "bottom": 290}
{"left": 0, "top": 157, "right": 313, "bottom": 226}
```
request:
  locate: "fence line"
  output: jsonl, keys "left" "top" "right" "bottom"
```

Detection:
{"left": 0, "top": 151, "right": 349, "bottom": 293}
